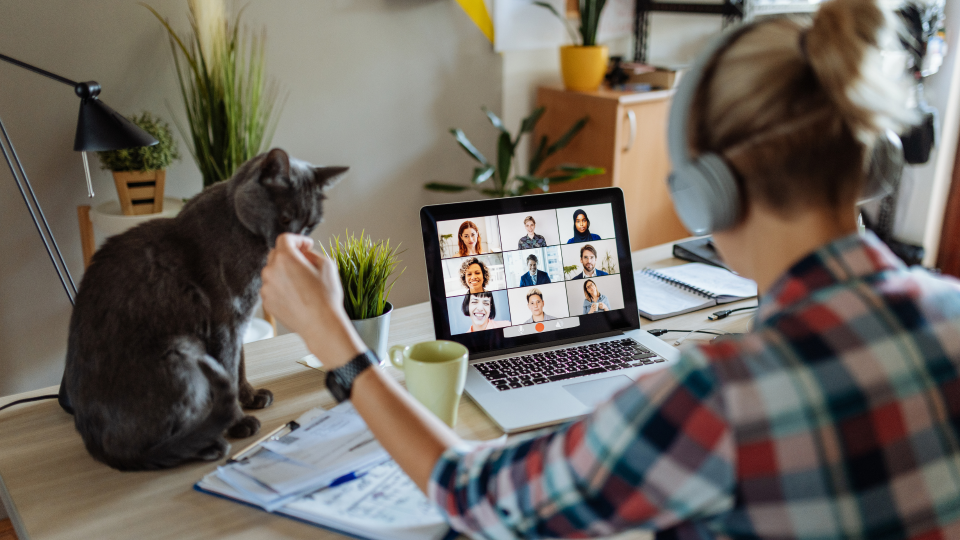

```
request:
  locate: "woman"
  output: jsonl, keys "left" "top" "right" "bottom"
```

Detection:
{"left": 522, "top": 288, "right": 558, "bottom": 323}
{"left": 518, "top": 215, "right": 548, "bottom": 249}
{"left": 581, "top": 279, "right": 609, "bottom": 314}
{"left": 261, "top": 2, "right": 960, "bottom": 536}
{"left": 461, "top": 292, "right": 510, "bottom": 332}
{"left": 458, "top": 257, "right": 488, "bottom": 294}
{"left": 456, "top": 221, "right": 482, "bottom": 257}
{"left": 566, "top": 209, "right": 601, "bottom": 243}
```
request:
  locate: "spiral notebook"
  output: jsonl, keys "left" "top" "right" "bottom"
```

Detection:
{"left": 634, "top": 262, "right": 758, "bottom": 320}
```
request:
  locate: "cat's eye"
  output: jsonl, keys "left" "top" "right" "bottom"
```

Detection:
{"left": 279, "top": 216, "right": 292, "bottom": 226}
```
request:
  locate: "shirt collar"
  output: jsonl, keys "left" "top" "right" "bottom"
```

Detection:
{"left": 758, "top": 231, "right": 904, "bottom": 323}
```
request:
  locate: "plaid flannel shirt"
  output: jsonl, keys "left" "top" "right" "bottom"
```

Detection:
{"left": 429, "top": 231, "right": 960, "bottom": 539}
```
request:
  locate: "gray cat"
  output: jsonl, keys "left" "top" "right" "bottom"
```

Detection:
{"left": 64, "top": 148, "right": 346, "bottom": 471}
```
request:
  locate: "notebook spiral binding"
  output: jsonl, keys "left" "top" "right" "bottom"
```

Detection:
{"left": 640, "top": 267, "right": 716, "bottom": 299}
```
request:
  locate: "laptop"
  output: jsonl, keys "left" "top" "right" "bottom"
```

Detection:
{"left": 420, "top": 188, "right": 681, "bottom": 433}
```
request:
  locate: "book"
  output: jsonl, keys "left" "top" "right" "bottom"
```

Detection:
{"left": 634, "top": 263, "right": 757, "bottom": 320}
{"left": 672, "top": 236, "right": 731, "bottom": 271}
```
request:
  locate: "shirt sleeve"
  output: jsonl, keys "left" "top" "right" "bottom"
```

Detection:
{"left": 428, "top": 350, "right": 736, "bottom": 539}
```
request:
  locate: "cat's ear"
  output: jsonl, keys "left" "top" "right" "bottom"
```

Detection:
{"left": 260, "top": 148, "right": 291, "bottom": 189}
{"left": 315, "top": 166, "right": 348, "bottom": 191}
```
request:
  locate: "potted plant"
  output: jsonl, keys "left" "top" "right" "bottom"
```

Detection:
{"left": 323, "top": 231, "right": 405, "bottom": 363}
{"left": 96, "top": 112, "right": 180, "bottom": 215}
{"left": 425, "top": 106, "right": 604, "bottom": 197}
{"left": 144, "top": 1, "right": 284, "bottom": 188}
{"left": 536, "top": 0, "right": 609, "bottom": 92}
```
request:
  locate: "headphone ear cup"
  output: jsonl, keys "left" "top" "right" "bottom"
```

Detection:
{"left": 668, "top": 153, "right": 741, "bottom": 235}
{"left": 861, "top": 129, "right": 904, "bottom": 203}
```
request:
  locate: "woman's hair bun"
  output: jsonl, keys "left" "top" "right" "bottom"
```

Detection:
{"left": 806, "top": 0, "right": 917, "bottom": 138}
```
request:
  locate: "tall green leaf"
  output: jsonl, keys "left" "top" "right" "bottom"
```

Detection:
{"left": 143, "top": 2, "right": 283, "bottom": 188}
{"left": 496, "top": 131, "right": 513, "bottom": 193}
{"left": 518, "top": 106, "right": 545, "bottom": 137}
{"left": 449, "top": 129, "right": 489, "bottom": 166}
{"left": 481, "top": 106, "right": 507, "bottom": 133}
{"left": 546, "top": 116, "right": 588, "bottom": 156}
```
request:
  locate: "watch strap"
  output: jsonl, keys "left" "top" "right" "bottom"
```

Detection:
{"left": 325, "top": 350, "right": 377, "bottom": 403}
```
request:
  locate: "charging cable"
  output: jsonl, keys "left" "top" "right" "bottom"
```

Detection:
{"left": 708, "top": 305, "right": 758, "bottom": 321}
{"left": 647, "top": 328, "right": 731, "bottom": 346}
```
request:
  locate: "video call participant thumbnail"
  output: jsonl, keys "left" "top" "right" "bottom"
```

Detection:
{"left": 567, "top": 209, "right": 602, "bottom": 244}
{"left": 523, "top": 288, "right": 559, "bottom": 324}
{"left": 462, "top": 292, "right": 510, "bottom": 332}
{"left": 571, "top": 244, "right": 608, "bottom": 279}
{"left": 581, "top": 279, "right": 609, "bottom": 314}
{"left": 519, "top": 254, "right": 551, "bottom": 286}
{"left": 459, "top": 257, "right": 493, "bottom": 294}
{"left": 517, "top": 215, "right": 548, "bottom": 249}
{"left": 457, "top": 220, "right": 483, "bottom": 257}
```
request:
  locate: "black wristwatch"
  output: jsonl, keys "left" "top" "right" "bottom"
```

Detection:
{"left": 325, "top": 350, "right": 378, "bottom": 403}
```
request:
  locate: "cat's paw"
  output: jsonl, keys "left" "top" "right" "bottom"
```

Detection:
{"left": 241, "top": 388, "right": 274, "bottom": 410}
{"left": 227, "top": 415, "right": 261, "bottom": 439}
{"left": 196, "top": 438, "right": 229, "bottom": 462}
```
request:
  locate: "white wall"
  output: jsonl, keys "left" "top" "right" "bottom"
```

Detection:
{"left": 0, "top": 0, "right": 501, "bottom": 397}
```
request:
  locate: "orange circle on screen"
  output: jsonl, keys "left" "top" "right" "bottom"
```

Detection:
{"left": 536, "top": 323, "right": 545, "bottom": 332}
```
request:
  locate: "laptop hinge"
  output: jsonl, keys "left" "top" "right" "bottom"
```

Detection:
{"left": 468, "top": 330, "right": 627, "bottom": 360}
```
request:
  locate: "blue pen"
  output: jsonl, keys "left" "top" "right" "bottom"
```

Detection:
{"left": 329, "top": 470, "right": 366, "bottom": 487}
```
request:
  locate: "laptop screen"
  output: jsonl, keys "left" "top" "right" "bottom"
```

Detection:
{"left": 420, "top": 189, "right": 640, "bottom": 358}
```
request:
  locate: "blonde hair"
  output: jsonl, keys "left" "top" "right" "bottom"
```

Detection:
{"left": 691, "top": 0, "right": 916, "bottom": 215}
{"left": 526, "top": 288, "right": 544, "bottom": 302}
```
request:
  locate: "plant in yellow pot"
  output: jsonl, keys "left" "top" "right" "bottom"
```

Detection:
{"left": 536, "top": 0, "right": 609, "bottom": 92}
{"left": 96, "top": 112, "right": 180, "bottom": 216}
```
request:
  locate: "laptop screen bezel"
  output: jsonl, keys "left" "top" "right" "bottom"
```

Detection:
{"left": 420, "top": 188, "right": 640, "bottom": 357}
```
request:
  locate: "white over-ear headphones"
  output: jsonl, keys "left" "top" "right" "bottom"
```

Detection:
{"left": 666, "top": 25, "right": 905, "bottom": 235}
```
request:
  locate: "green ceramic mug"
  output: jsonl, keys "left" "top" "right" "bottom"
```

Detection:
{"left": 389, "top": 340, "right": 468, "bottom": 427}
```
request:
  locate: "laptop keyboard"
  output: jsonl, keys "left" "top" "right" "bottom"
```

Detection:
{"left": 475, "top": 338, "right": 665, "bottom": 392}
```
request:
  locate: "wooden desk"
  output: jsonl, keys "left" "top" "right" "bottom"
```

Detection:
{"left": 0, "top": 241, "right": 755, "bottom": 540}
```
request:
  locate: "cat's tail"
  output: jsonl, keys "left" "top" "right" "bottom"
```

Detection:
{"left": 96, "top": 346, "right": 242, "bottom": 471}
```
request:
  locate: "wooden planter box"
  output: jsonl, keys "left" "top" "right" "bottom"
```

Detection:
{"left": 112, "top": 170, "right": 166, "bottom": 215}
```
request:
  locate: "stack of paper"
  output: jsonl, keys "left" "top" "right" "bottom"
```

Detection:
{"left": 197, "top": 402, "right": 452, "bottom": 540}
{"left": 216, "top": 402, "right": 391, "bottom": 511}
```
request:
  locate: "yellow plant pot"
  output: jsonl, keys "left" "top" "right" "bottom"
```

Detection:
{"left": 560, "top": 45, "right": 609, "bottom": 92}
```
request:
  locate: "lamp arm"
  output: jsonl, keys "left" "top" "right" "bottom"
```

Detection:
{"left": 0, "top": 53, "right": 103, "bottom": 101}
{"left": 0, "top": 53, "right": 78, "bottom": 88}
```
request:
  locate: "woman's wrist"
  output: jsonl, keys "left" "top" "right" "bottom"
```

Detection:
{"left": 302, "top": 309, "right": 366, "bottom": 370}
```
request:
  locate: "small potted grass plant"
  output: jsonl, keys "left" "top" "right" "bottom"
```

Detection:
{"left": 536, "top": 0, "right": 609, "bottom": 92}
{"left": 323, "top": 230, "right": 405, "bottom": 363}
{"left": 97, "top": 111, "right": 180, "bottom": 215}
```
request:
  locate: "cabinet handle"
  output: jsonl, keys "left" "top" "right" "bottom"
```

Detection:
{"left": 623, "top": 110, "right": 636, "bottom": 152}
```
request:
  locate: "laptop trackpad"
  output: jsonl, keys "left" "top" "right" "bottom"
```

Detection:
{"left": 564, "top": 375, "right": 633, "bottom": 408}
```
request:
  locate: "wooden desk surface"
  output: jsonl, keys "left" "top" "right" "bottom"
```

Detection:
{"left": 0, "top": 241, "right": 756, "bottom": 540}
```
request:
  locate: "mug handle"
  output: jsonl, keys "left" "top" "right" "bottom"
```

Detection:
{"left": 388, "top": 345, "right": 407, "bottom": 369}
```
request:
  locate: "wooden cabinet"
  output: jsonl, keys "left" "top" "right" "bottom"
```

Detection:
{"left": 533, "top": 86, "right": 689, "bottom": 251}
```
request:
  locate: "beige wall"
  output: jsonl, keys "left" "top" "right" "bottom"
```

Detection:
{"left": 0, "top": 0, "right": 501, "bottom": 398}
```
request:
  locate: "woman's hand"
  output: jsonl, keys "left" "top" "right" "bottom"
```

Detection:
{"left": 598, "top": 302, "right": 609, "bottom": 311}
{"left": 588, "top": 302, "right": 598, "bottom": 314}
{"left": 261, "top": 233, "right": 365, "bottom": 369}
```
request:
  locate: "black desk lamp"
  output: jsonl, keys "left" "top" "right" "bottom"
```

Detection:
{"left": 0, "top": 53, "right": 159, "bottom": 413}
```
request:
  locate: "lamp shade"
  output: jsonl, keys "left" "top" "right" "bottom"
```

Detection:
{"left": 73, "top": 97, "right": 158, "bottom": 152}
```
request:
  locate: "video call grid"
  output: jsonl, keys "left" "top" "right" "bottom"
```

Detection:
{"left": 438, "top": 206, "right": 625, "bottom": 334}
